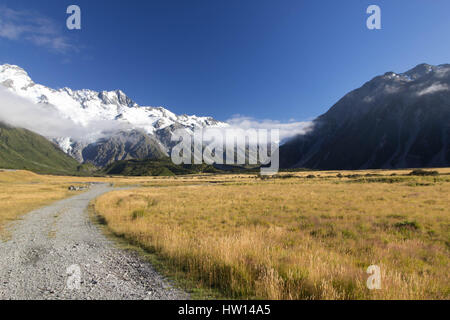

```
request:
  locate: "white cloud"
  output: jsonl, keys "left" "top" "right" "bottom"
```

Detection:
{"left": 384, "top": 85, "right": 400, "bottom": 94}
{"left": 0, "top": 6, "right": 75, "bottom": 53}
{"left": 0, "top": 86, "right": 127, "bottom": 141}
{"left": 435, "top": 65, "right": 450, "bottom": 78}
{"left": 363, "top": 96, "right": 374, "bottom": 103}
{"left": 226, "top": 115, "right": 314, "bottom": 142}
{"left": 417, "top": 83, "right": 449, "bottom": 96}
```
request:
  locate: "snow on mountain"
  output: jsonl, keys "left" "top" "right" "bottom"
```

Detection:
{"left": 0, "top": 64, "right": 227, "bottom": 164}
{"left": 0, "top": 64, "right": 226, "bottom": 133}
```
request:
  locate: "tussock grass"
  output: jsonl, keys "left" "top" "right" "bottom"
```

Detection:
{"left": 0, "top": 169, "right": 256, "bottom": 231}
{"left": 2, "top": 168, "right": 449, "bottom": 299}
{"left": 0, "top": 169, "right": 250, "bottom": 231}
{"left": 0, "top": 170, "right": 88, "bottom": 231}
{"left": 94, "top": 170, "right": 450, "bottom": 300}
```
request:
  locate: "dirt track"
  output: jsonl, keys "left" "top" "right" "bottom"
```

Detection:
{"left": 0, "top": 184, "right": 188, "bottom": 300}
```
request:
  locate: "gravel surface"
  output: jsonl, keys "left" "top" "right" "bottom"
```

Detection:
{"left": 0, "top": 184, "right": 189, "bottom": 300}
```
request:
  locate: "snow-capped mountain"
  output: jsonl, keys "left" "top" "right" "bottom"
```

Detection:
{"left": 0, "top": 64, "right": 227, "bottom": 166}
{"left": 280, "top": 63, "right": 450, "bottom": 169}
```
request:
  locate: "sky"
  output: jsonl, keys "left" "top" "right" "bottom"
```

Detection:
{"left": 0, "top": 0, "right": 449, "bottom": 123}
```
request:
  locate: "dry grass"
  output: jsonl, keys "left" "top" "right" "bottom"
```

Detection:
{"left": 1, "top": 168, "right": 449, "bottom": 299}
{"left": 0, "top": 170, "right": 93, "bottom": 232}
{"left": 94, "top": 169, "right": 450, "bottom": 300}
{"left": 0, "top": 169, "right": 235, "bottom": 231}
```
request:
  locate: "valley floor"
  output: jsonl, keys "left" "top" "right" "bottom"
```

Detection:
{"left": 1, "top": 168, "right": 449, "bottom": 299}
{"left": 94, "top": 168, "right": 450, "bottom": 300}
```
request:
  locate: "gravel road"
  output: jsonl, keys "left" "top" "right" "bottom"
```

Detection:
{"left": 0, "top": 184, "right": 189, "bottom": 300}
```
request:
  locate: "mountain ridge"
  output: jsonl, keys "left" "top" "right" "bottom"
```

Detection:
{"left": 2, "top": 63, "right": 449, "bottom": 171}
{"left": 0, "top": 64, "right": 227, "bottom": 166}
{"left": 280, "top": 63, "right": 450, "bottom": 170}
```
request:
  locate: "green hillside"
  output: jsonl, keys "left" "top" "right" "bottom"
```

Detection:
{"left": 102, "top": 158, "right": 260, "bottom": 176}
{"left": 103, "top": 158, "right": 220, "bottom": 176}
{"left": 0, "top": 122, "right": 80, "bottom": 175}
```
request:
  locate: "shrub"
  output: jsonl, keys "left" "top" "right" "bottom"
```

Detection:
{"left": 346, "top": 174, "right": 361, "bottom": 178}
{"left": 409, "top": 169, "right": 439, "bottom": 176}
{"left": 131, "top": 209, "right": 147, "bottom": 220}
{"left": 394, "top": 220, "right": 421, "bottom": 231}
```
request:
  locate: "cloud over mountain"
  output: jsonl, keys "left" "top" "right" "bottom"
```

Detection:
{"left": 280, "top": 63, "right": 450, "bottom": 170}
{"left": 226, "top": 115, "right": 314, "bottom": 142}
{"left": 0, "top": 86, "right": 124, "bottom": 141}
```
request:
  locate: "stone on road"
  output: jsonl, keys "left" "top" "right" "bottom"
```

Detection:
{"left": 0, "top": 184, "right": 188, "bottom": 300}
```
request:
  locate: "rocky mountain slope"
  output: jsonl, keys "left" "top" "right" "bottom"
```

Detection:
{"left": 280, "top": 63, "right": 450, "bottom": 169}
{"left": 0, "top": 64, "right": 226, "bottom": 166}
{"left": 2, "top": 63, "right": 449, "bottom": 171}
{"left": 74, "top": 130, "right": 167, "bottom": 166}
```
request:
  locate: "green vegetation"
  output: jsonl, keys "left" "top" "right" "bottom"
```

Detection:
{"left": 0, "top": 122, "right": 79, "bottom": 175}
{"left": 102, "top": 158, "right": 260, "bottom": 176}
{"left": 409, "top": 169, "right": 440, "bottom": 176}
{"left": 103, "top": 158, "right": 218, "bottom": 176}
{"left": 76, "top": 163, "right": 101, "bottom": 175}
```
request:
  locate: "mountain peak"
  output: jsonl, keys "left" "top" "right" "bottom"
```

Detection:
{"left": 0, "top": 63, "right": 227, "bottom": 162}
{"left": 281, "top": 62, "right": 450, "bottom": 170}
{"left": 97, "top": 89, "right": 137, "bottom": 108}
{"left": 0, "top": 64, "right": 34, "bottom": 89}
{"left": 0, "top": 63, "right": 26, "bottom": 71}
{"left": 403, "top": 63, "right": 435, "bottom": 80}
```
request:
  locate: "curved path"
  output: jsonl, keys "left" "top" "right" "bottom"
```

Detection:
{"left": 0, "top": 184, "right": 188, "bottom": 300}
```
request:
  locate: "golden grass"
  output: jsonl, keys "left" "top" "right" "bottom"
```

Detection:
{"left": 94, "top": 169, "right": 450, "bottom": 300}
{"left": 0, "top": 170, "right": 89, "bottom": 231}
{"left": 0, "top": 168, "right": 216, "bottom": 231}
{"left": 0, "top": 169, "right": 242, "bottom": 231}
{"left": 1, "top": 168, "right": 449, "bottom": 299}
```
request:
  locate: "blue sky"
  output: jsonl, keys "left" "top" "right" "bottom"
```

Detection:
{"left": 0, "top": 0, "right": 449, "bottom": 123}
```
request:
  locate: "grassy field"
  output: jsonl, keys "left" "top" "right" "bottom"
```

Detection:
{"left": 1, "top": 168, "right": 449, "bottom": 299}
{"left": 0, "top": 170, "right": 93, "bottom": 232}
{"left": 0, "top": 169, "right": 232, "bottom": 230}
{"left": 93, "top": 168, "right": 450, "bottom": 300}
